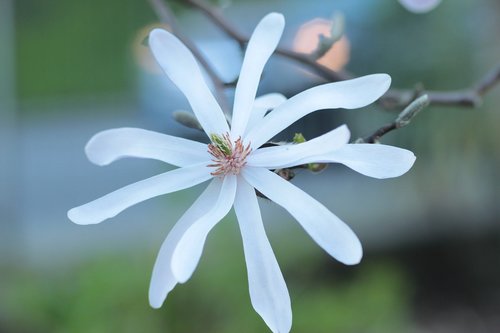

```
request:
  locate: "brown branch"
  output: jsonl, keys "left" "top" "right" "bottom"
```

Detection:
{"left": 183, "top": 0, "right": 500, "bottom": 110}
{"left": 360, "top": 122, "right": 399, "bottom": 144}
{"left": 151, "top": 0, "right": 500, "bottom": 144}
{"left": 380, "top": 65, "right": 500, "bottom": 109}
{"left": 182, "top": 0, "right": 351, "bottom": 82}
{"left": 147, "top": 0, "right": 231, "bottom": 117}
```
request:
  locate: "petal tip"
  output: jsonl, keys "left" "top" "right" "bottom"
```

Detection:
{"left": 264, "top": 12, "right": 285, "bottom": 24}
{"left": 84, "top": 141, "right": 108, "bottom": 166}
{"left": 258, "top": 12, "right": 285, "bottom": 35}
{"left": 337, "top": 124, "right": 351, "bottom": 138}
{"left": 148, "top": 293, "right": 164, "bottom": 309}
{"left": 341, "top": 246, "right": 363, "bottom": 266}
{"left": 67, "top": 206, "right": 104, "bottom": 225}
{"left": 149, "top": 28, "right": 168, "bottom": 40}
{"left": 67, "top": 207, "right": 85, "bottom": 225}
{"left": 371, "top": 73, "right": 392, "bottom": 93}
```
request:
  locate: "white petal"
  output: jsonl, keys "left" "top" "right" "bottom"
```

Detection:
{"left": 242, "top": 167, "right": 362, "bottom": 265}
{"left": 149, "top": 29, "right": 229, "bottom": 136}
{"left": 245, "top": 74, "right": 391, "bottom": 149}
{"left": 67, "top": 163, "right": 212, "bottom": 225}
{"left": 234, "top": 177, "right": 292, "bottom": 333}
{"left": 247, "top": 125, "right": 350, "bottom": 168}
{"left": 149, "top": 178, "right": 223, "bottom": 308}
{"left": 230, "top": 13, "right": 285, "bottom": 138}
{"left": 246, "top": 93, "right": 287, "bottom": 133}
{"left": 314, "top": 143, "right": 416, "bottom": 179}
{"left": 399, "top": 0, "right": 442, "bottom": 13}
{"left": 171, "top": 175, "right": 237, "bottom": 283}
{"left": 85, "top": 127, "right": 210, "bottom": 167}
{"left": 253, "top": 93, "right": 288, "bottom": 109}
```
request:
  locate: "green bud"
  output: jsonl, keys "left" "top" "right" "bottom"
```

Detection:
{"left": 396, "top": 94, "right": 429, "bottom": 128}
{"left": 173, "top": 110, "right": 203, "bottom": 131}
{"left": 293, "top": 133, "right": 306, "bottom": 144}
{"left": 308, "top": 163, "right": 328, "bottom": 173}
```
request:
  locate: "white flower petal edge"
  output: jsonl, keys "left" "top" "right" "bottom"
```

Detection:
{"left": 246, "top": 93, "right": 287, "bottom": 134}
{"left": 85, "top": 128, "right": 210, "bottom": 167}
{"left": 68, "top": 11, "right": 414, "bottom": 333}
{"left": 67, "top": 164, "right": 212, "bottom": 225}
{"left": 287, "top": 143, "right": 416, "bottom": 179}
{"left": 317, "top": 144, "right": 416, "bottom": 179}
{"left": 230, "top": 13, "right": 285, "bottom": 138}
{"left": 247, "top": 125, "right": 350, "bottom": 168}
{"left": 242, "top": 167, "right": 362, "bottom": 265}
{"left": 149, "top": 29, "right": 229, "bottom": 136}
{"left": 245, "top": 74, "right": 391, "bottom": 149}
{"left": 149, "top": 178, "right": 223, "bottom": 309}
{"left": 171, "top": 175, "right": 237, "bottom": 283}
{"left": 234, "top": 177, "right": 292, "bottom": 333}
{"left": 253, "top": 93, "right": 288, "bottom": 110}
{"left": 399, "top": 0, "right": 442, "bottom": 13}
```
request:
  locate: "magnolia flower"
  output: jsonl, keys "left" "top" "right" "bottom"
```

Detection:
{"left": 68, "top": 13, "right": 415, "bottom": 333}
{"left": 399, "top": 0, "right": 442, "bottom": 13}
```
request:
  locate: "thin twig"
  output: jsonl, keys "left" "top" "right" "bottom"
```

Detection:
{"left": 360, "top": 95, "right": 430, "bottom": 143}
{"left": 381, "top": 65, "right": 500, "bottom": 109}
{"left": 475, "top": 64, "right": 500, "bottom": 95}
{"left": 147, "top": 0, "right": 231, "bottom": 117}
{"left": 183, "top": 0, "right": 500, "bottom": 109}
{"left": 183, "top": 0, "right": 351, "bottom": 81}
{"left": 360, "top": 123, "right": 399, "bottom": 144}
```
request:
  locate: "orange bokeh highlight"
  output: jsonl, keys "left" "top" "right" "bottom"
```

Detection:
{"left": 293, "top": 18, "right": 350, "bottom": 71}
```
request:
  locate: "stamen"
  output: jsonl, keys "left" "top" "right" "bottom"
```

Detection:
{"left": 208, "top": 133, "right": 251, "bottom": 176}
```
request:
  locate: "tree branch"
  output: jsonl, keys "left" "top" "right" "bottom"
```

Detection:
{"left": 150, "top": 0, "right": 499, "bottom": 146}
{"left": 381, "top": 65, "right": 500, "bottom": 109}
{"left": 182, "top": 0, "right": 500, "bottom": 110}
{"left": 147, "top": 0, "right": 231, "bottom": 117}
{"left": 182, "top": 0, "right": 351, "bottom": 82}
{"left": 359, "top": 95, "right": 430, "bottom": 143}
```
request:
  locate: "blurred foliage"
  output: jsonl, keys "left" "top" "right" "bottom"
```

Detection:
{"left": 5, "top": 0, "right": 499, "bottom": 332}
{"left": 15, "top": 0, "right": 155, "bottom": 101}
{"left": 1, "top": 220, "right": 412, "bottom": 333}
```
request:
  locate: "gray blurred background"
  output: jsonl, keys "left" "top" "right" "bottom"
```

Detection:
{"left": 1, "top": 0, "right": 499, "bottom": 332}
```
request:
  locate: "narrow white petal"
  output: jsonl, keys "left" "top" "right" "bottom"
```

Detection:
{"left": 242, "top": 167, "right": 362, "bottom": 265}
{"left": 230, "top": 13, "right": 285, "bottom": 138}
{"left": 253, "top": 93, "right": 288, "bottom": 109}
{"left": 171, "top": 175, "right": 237, "bottom": 283}
{"left": 314, "top": 143, "right": 416, "bottom": 179}
{"left": 149, "top": 179, "right": 223, "bottom": 309}
{"left": 67, "top": 164, "right": 212, "bottom": 225}
{"left": 234, "top": 177, "right": 292, "bottom": 333}
{"left": 247, "top": 125, "right": 350, "bottom": 168}
{"left": 399, "top": 0, "right": 442, "bottom": 13}
{"left": 149, "top": 29, "right": 229, "bottom": 136}
{"left": 245, "top": 74, "right": 391, "bottom": 149}
{"left": 85, "top": 127, "right": 210, "bottom": 167}
{"left": 246, "top": 93, "right": 288, "bottom": 133}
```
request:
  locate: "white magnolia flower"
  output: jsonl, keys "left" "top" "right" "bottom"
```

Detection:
{"left": 399, "top": 0, "right": 442, "bottom": 13}
{"left": 68, "top": 13, "right": 415, "bottom": 333}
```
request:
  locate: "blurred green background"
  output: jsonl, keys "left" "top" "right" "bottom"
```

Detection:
{"left": 1, "top": 0, "right": 499, "bottom": 332}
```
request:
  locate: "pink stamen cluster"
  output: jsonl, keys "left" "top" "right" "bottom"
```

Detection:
{"left": 208, "top": 133, "right": 252, "bottom": 176}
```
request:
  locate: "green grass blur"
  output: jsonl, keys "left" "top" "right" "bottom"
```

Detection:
{"left": 1, "top": 218, "right": 411, "bottom": 333}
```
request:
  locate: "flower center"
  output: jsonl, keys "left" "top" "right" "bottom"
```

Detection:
{"left": 207, "top": 133, "right": 251, "bottom": 176}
